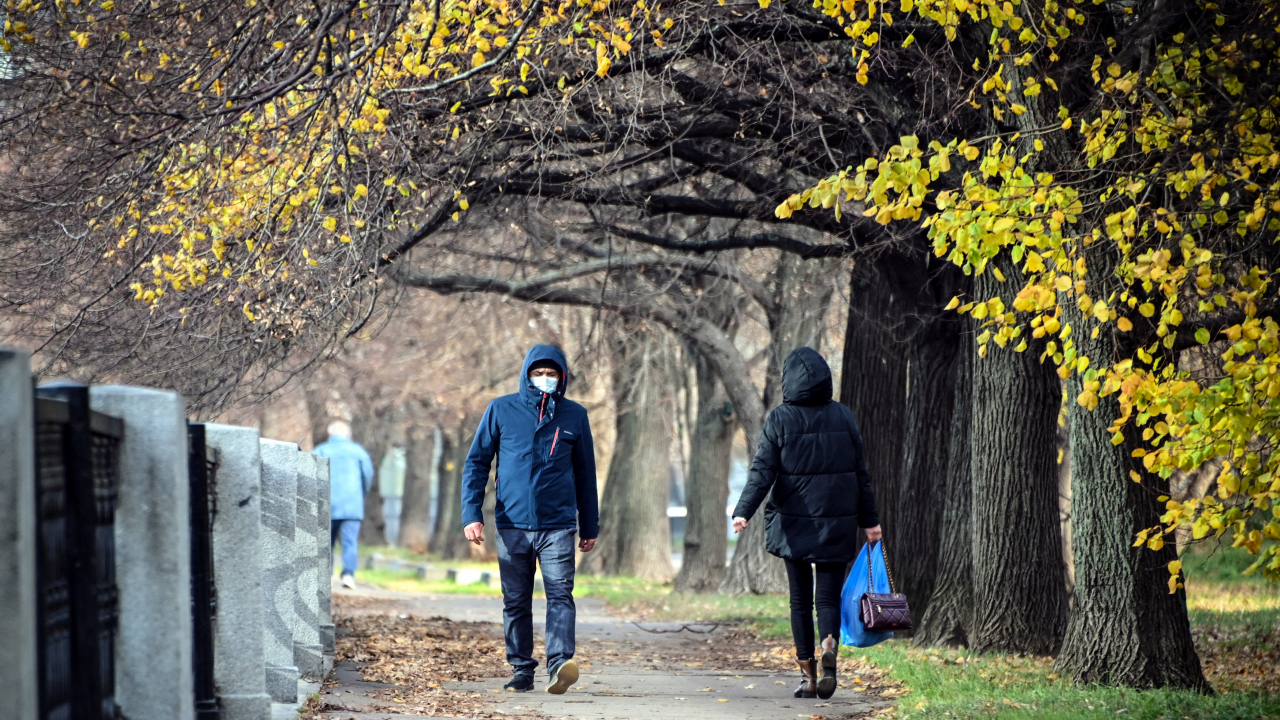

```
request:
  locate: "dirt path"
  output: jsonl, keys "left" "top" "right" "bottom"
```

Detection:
{"left": 314, "top": 586, "right": 897, "bottom": 720}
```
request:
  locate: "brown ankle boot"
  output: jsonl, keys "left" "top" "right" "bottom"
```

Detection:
{"left": 793, "top": 659, "right": 817, "bottom": 698}
{"left": 816, "top": 635, "right": 838, "bottom": 699}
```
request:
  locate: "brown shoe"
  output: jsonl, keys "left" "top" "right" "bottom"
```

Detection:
{"left": 793, "top": 659, "right": 817, "bottom": 699}
{"left": 816, "top": 635, "right": 838, "bottom": 699}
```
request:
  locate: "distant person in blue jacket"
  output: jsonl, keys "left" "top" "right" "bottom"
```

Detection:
{"left": 462, "top": 345, "right": 599, "bottom": 695}
{"left": 315, "top": 420, "right": 375, "bottom": 590}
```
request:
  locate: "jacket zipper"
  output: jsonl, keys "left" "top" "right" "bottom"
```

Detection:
{"left": 539, "top": 394, "right": 546, "bottom": 423}
{"left": 550, "top": 428, "right": 560, "bottom": 456}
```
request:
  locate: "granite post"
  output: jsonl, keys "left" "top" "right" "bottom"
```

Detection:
{"left": 259, "top": 439, "right": 301, "bottom": 702}
{"left": 292, "top": 451, "right": 323, "bottom": 678}
{"left": 315, "top": 455, "right": 335, "bottom": 653}
{"left": 89, "top": 386, "right": 194, "bottom": 720}
{"left": 205, "top": 424, "right": 273, "bottom": 720}
{"left": 0, "top": 349, "right": 37, "bottom": 720}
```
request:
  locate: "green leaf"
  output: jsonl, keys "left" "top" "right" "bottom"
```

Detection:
{"left": 1195, "top": 327, "right": 1211, "bottom": 345}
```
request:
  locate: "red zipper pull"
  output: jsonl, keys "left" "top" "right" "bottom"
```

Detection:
{"left": 550, "top": 428, "right": 560, "bottom": 456}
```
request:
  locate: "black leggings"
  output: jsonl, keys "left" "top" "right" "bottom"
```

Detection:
{"left": 785, "top": 560, "right": 845, "bottom": 661}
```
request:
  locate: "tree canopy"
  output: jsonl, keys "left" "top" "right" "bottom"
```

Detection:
{"left": 778, "top": 0, "right": 1280, "bottom": 583}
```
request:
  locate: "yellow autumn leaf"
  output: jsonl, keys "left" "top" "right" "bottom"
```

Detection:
{"left": 322, "top": 217, "right": 337, "bottom": 231}
{"left": 1117, "top": 316, "right": 1134, "bottom": 332}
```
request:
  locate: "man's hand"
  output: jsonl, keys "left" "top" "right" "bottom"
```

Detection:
{"left": 865, "top": 525, "right": 883, "bottom": 542}
{"left": 579, "top": 537, "right": 597, "bottom": 553}
{"left": 464, "top": 522, "right": 485, "bottom": 546}
{"left": 732, "top": 517, "right": 748, "bottom": 534}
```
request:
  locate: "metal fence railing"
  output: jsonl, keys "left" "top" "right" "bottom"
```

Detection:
{"left": 35, "top": 383, "right": 122, "bottom": 720}
{"left": 188, "top": 422, "right": 221, "bottom": 720}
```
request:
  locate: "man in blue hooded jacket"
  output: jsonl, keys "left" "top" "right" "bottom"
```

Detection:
{"left": 462, "top": 345, "right": 599, "bottom": 695}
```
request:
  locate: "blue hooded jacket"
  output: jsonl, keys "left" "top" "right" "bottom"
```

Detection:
{"left": 314, "top": 435, "right": 375, "bottom": 521}
{"left": 462, "top": 345, "right": 600, "bottom": 538}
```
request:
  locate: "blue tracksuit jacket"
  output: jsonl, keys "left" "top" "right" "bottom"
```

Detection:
{"left": 461, "top": 345, "right": 600, "bottom": 539}
{"left": 314, "top": 435, "right": 375, "bottom": 521}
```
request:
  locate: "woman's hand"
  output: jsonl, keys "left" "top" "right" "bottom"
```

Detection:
{"left": 732, "top": 517, "right": 749, "bottom": 534}
{"left": 865, "top": 525, "right": 883, "bottom": 542}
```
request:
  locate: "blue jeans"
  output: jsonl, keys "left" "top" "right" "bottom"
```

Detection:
{"left": 331, "top": 519, "right": 360, "bottom": 577}
{"left": 496, "top": 528, "right": 577, "bottom": 678}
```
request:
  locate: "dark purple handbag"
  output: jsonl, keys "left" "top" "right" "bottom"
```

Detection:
{"left": 859, "top": 541, "right": 913, "bottom": 632}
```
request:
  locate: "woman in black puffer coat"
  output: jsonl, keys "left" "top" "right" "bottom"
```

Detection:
{"left": 732, "top": 347, "right": 882, "bottom": 701}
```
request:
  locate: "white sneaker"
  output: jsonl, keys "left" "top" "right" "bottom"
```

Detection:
{"left": 341, "top": 575, "right": 356, "bottom": 590}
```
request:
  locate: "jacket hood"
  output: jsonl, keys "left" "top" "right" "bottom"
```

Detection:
{"left": 782, "top": 347, "right": 833, "bottom": 406}
{"left": 519, "top": 344, "right": 570, "bottom": 400}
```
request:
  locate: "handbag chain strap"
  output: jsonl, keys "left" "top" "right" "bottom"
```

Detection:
{"left": 865, "top": 540, "right": 898, "bottom": 595}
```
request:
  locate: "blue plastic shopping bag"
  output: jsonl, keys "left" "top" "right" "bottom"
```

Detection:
{"left": 840, "top": 541, "right": 894, "bottom": 647}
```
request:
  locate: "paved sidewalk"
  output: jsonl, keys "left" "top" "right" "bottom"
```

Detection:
{"left": 318, "top": 581, "right": 891, "bottom": 719}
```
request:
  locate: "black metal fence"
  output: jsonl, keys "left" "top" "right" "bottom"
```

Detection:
{"left": 34, "top": 383, "right": 122, "bottom": 720}
{"left": 188, "top": 423, "right": 221, "bottom": 720}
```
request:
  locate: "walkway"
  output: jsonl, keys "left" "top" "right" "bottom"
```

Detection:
{"left": 315, "top": 582, "right": 894, "bottom": 720}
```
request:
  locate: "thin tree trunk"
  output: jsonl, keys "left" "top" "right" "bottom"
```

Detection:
{"left": 968, "top": 257, "right": 1068, "bottom": 655}
{"left": 915, "top": 329, "right": 974, "bottom": 647}
{"left": 355, "top": 414, "right": 388, "bottom": 548}
{"left": 399, "top": 422, "right": 435, "bottom": 554}
{"left": 578, "top": 330, "right": 673, "bottom": 581}
{"left": 722, "top": 255, "right": 834, "bottom": 594}
{"left": 432, "top": 426, "right": 472, "bottom": 561}
{"left": 1054, "top": 285, "right": 1208, "bottom": 689}
{"left": 674, "top": 347, "right": 734, "bottom": 593}
{"left": 478, "top": 473, "right": 498, "bottom": 560}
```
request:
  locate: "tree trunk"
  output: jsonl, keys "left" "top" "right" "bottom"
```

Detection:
{"left": 968, "top": 257, "right": 1068, "bottom": 655}
{"left": 477, "top": 473, "right": 498, "bottom": 561}
{"left": 354, "top": 415, "right": 389, "bottom": 548}
{"left": 399, "top": 423, "right": 435, "bottom": 554}
{"left": 895, "top": 269, "right": 963, "bottom": 623}
{"left": 431, "top": 426, "right": 473, "bottom": 561}
{"left": 915, "top": 329, "right": 974, "bottom": 647}
{"left": 578, "top": 330, "right": 674, "bottom": 581}
{"left": 841, "top": 256, "right": 915, "bottom": 542}
{"left": 840, "top": 253, "right": 921, "bottom": 586}
{"left": 1054, "top": 290, "right": 1208, "bottom": 689}
{"left": 674, "top": 347, "right": 734, "bottom": 593}
{"left": 722, "top": 255, "right": 837, "bottom": 595}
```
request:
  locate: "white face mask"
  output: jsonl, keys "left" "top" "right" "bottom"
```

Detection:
{"left": 531, "top": 376, "right": 559, "bottom": 394}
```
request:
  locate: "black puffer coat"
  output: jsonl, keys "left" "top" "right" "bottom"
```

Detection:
{"left": 732, "top": 347, "right": 879, "bottom": 563}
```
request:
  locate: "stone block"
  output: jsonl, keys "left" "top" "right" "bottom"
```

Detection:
{"left": 204, "top": 424, "right": 272, "bottom": 720}
{"left": 416, "top": 565, "right": 451, "bottom": 582}
{"left": 292, "top": 451, "right": 323, "bottom": 679}
{"left": 0, "top": 349, "right": 37, "bottom": 720}
{"left": 314, "top": 456, "right": 334, "bottom": 653}
{"left": 258, "top": 439, "right": 301, "bottom": 703}
{"left": 90, "top": 385, "right": 194, "bottom": 720}
{"left": 448, "top": 568, "right": 492, "bottom": 586}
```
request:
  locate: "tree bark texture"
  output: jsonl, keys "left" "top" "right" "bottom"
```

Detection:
{"left": 839, "top": 253, "right": 923, "bottom": 590}
{"left": 399, "top": 423, "right": 435, "bottom": 554}
{"left": 578, "top": 331, "right": 674, "bottom": 581}
{"left": 894, "top": 326, "right": 955, "bottom": 617}
{"left": 1054, "top": 299, "right": 1209, "bottom": 690}
{"left": 968, "top": 258, "right": 1068, "bottom": 656}
{"left": 915, "top": 330, "right": 975, "bottom": 647}
{"left": 355, "top": 414, "right": 389, "bottom": 548}
{"left": 431, "top": 426, "right": 473, "bottom": 560}
{"left": 894, "top": 262, "right": 966, "bottom": 623}
{"left": 723, "top": 255, "right": 835, "bottom": 594}
{"left": 674, "top": 347, "right": 734, "bottom": 593}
